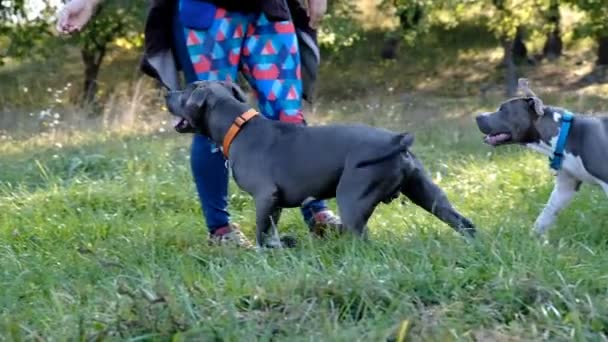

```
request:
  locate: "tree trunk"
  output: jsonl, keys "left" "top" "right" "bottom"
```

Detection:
{"left": 81, "top": 45, "right": 106, "bottom": 105}
{"left": 502, "top": 38, "right": 517, "bottom": 97}
{"left": 397, "top": 4, "right": 423, "bottom": 31}
{"left": 597, "top": 36, "right": 608, "bottom": 66}
{"left": 512, "top": 26, "right": 528, "bottom": 65}
{"left": 542, "top": 0, "right": 562, "bottom": 60}
{"left": 380, "top": 36, "right": 399, "bottom": 59}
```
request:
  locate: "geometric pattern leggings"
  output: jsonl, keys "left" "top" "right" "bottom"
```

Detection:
{"left": 173, "top": 5, "right": 328, "bottom": 232}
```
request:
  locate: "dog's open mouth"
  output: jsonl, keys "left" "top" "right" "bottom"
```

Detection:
{"left": 483, "top": 133, "right": 512, "bottom": 146}
{"left": 172, "top": 116, "right": 193, "bottom": 132}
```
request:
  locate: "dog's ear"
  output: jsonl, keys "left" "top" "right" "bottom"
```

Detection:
{"left": 526, "top": 96, "right": 545, "bottom": 116}
{"left": 400, "top": 132, "right": 415, "bottom": 148}
{"left": 518, "top": 78, "right": 535, "bottom": 97}
{"left": 222, "top": 81, "right": 248, "bottom": 103}
{"left": 184, "top": 86, "right": 208, "bottom": 118}
{"left": 518, "top": 78, "right": 544, "bottom": 116}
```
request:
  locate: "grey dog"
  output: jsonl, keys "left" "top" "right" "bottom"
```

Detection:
{"left": 166, "top": 81, "right": 476, "bottom": 248}
{"left": 476, "top": 78, "right": 608, "bottom": 236}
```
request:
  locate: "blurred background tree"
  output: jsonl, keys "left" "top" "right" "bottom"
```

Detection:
{"left": 1, "top": 0, "right": 145, "bottom": 106}
{"left": 542, "top": 0, "right": 562, "bottom": 60}
{"left": 1, "top": 0, "right": 608, "bottom": 117}
{"left": 1, "top": 0, "right": 57, "bottom": 64}
{"left": 567, "top": 0, "right": 608, "bottom": 65}
{"left": 484, "top": 0, "right": 540, "bottom": 96}
{"left": 70, "top": 0, "right": 146, "bottom": 105}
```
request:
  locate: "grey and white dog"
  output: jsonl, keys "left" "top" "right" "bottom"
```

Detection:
{"left": 166, "top": 81, "right": 476, "bottom": 248}
{"left": 476, "top": 78, "right": 608, "bottom": 236}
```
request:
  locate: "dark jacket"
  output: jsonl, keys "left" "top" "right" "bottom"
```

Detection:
{"left": 140, "top": 0, "right": 319, "bottom": 101}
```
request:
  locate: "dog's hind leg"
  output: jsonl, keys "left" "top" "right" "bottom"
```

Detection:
{"left": 401, "top": 166, "right": 476, "bottom": 237}
{"left": 336, "top": 169, "right": 391, "bottom": 239}
{"left": 335, "top": 192, "right": 375, "bottom": 239}
{"left": 534, "top": 172, "right": 581, "bottom": 236}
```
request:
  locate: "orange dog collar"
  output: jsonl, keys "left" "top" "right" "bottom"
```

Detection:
{"left": 222, "top": 109, "right": 259, "bottom": 158}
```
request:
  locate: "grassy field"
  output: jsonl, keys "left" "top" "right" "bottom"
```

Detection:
{"left": 2, "top": 19, "right": 608, "bottom": 341}
{"left": 1, "top": 91, "right": 608, "bottom": 340}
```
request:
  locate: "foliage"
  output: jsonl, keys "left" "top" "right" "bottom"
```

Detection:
{"left": 483, "top": 0, "right": 544, "bottom": 40}
{"left": 66, "top": 0, "right": 146, "bottom": 55}
{"left": 317, "top": 0, "right": 363, "bottom": 54}
{"left": 0, "top": 0, "right": 145, "bottom": 103}
{"left": 68, "top": 0, "right": 146, "bottom": 104}
{"left": 0, "top": 0, "right": 25, "bottom": 24}
{"left": 0, "top": 0, "right": 59, "bottom": 65}
{"left": 378, "top": 0, "right": 434, "bottom": 44}
{"left": 566, "top": 0, "right": 608, "bottom": 39}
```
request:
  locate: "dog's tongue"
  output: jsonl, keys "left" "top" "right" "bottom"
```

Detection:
{"left": 484, "top": 133, "right": 511, "bottom": 145}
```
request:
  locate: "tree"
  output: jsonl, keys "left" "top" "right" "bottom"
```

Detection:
{"left": 512, "top": 26, "right": 529, "bottom": 65}
{"left": 0, "top": 0, "right": 57, "bottom": 64}
{"left": 378, "top": 0, "right": 435, "bottom": 60}
{"left": 316, "top": 0, "right": 363, "bottom": 55}
{"left": 68, "top": 0, "right": 146, "bottom": 105}
{"left": 1, "top": 0, "right": 145, "bottom": 106}
{"left": 567, "top": 0, "right": 608, "bottom": 66}
{"left": 542, "top": 0, "right": 562, "bottom": 60}
{"left": 485, "top": 0, "right": 539, "bottom": 96}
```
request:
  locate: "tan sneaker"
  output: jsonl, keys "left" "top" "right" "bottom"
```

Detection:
{"left": 208, "top": 223, "right": 254, "bottom": 249}
{"left": 309, "top": 210, "right": 344, "bottom": 238}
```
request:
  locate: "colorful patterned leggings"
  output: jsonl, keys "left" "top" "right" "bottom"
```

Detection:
{"left": 173, "top": 3, "right": 328, "bottom": 232}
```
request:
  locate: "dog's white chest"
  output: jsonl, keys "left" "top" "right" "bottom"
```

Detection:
{"left": 562, "top": 153, "right": 602, "bottom": 185}
{"left": 526, "top": 142, "right": 604, "bottom": 187}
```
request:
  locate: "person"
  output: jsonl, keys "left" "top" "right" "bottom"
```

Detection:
{"left": 57, "top": 0, "right": 341, "bottom": 248}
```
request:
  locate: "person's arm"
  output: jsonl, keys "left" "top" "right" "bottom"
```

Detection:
{"left": 307, "top": 0, "right": 327, "bottom": 29}
{"left": 56, "top": 0, "right": 104, "bottom": 34}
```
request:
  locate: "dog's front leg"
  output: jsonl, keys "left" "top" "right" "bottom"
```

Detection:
{"left": 534, "top": 172, "right": 581, "bottom": 236}
{"left": 600, "top": 182, "right": 608, "bottom": 198}
{"left": 254, "top": 189, "right": 282, "bottom": 249}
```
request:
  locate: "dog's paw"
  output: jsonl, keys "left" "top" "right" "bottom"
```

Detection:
{"left": 461, "top": 226, "right": 477, "bottom": 238}
{"left": 280, "top": 235, "right": 297, "bottom": 248}
{"left": 258, "top": 234, "right": 297, "bottom": 250}
{"left": 457, "top": 218, "right": 476, "bottom": 239}
{"left": 531, "top": 228, "right": 550, "bottom": 245}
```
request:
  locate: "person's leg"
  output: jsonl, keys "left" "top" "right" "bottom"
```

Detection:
{"left": 239, "top": 13, "right": 341, "bottom": 231}
{"left": 173, "top": 3, "right": 253, "bottom": 246}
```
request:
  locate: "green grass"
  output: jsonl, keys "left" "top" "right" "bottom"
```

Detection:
{"left": 1, "top": 95, "right": 607, "bottom": 341}
{"left": 2, "top": 15, "right": 608, "bottom": 341}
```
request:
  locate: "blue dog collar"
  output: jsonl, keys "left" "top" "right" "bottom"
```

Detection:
{"left": 549, "top": 111, "right": 574, "bottom": 171}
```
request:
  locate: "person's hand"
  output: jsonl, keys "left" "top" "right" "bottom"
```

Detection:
{"left": 307, "top": 0, "right": 327, "bottom": 29}
{"left": 56, "top": 0, "right": 101, "bottom": 34}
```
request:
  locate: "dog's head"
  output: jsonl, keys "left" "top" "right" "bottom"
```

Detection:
{"left": 475, "top": 78, "right": 544, "bottom": 146}
{"left": 165, "top": 81, "right": 248, "bottom": 134}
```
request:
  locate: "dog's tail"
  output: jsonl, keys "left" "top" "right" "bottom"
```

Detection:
{"left": 355, "top": 133, "right": 414, "bottom": 168}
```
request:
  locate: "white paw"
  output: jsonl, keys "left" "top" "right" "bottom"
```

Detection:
{"left": 533, "top": 213, "right": 555, "bottom": 236}
{"left": 533, "top": 224, "right": 546, "bottom": 236}
{"left": 264, "top": 235, "right": 283, "bottom": 249}
{"left": 531, "top": 226, "right": 549, "bottom": 244}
